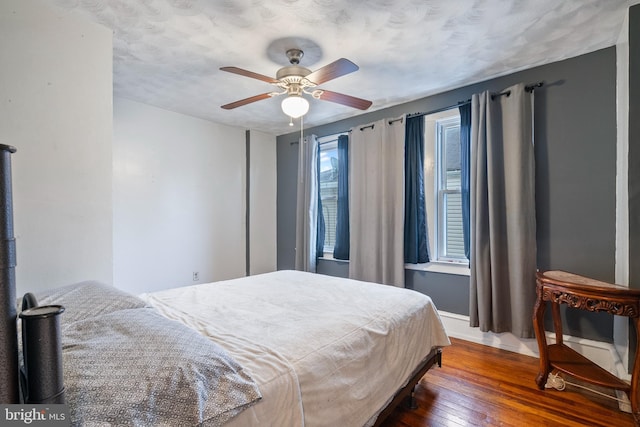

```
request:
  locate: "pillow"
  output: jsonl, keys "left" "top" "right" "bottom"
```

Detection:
{"left": 62, "top": 308, "right": 261, "bottom": 426}
{"left": 15, "top": 282, "right": 148, "bottom": 368}
{"left": 29, "top": 281, "right": 148, "bottom": 326}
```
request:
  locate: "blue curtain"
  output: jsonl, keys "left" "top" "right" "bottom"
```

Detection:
{"left": 459, "top": 103, "right": 471, "bottom": 260}
{"left": 404, "top": 115, "right": 429, "bottom": 263}
{"left": 333, "top": 135, "right": 350, "bottom": 259}
{"left": 316, "top": 142, "right": 325, "bottom": 256}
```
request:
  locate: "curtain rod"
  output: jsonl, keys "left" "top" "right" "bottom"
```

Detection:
{"left": 359, "top": 116, "right": 404, "bottom": 130}
{"left": 526, "top": 81, "right": 544, "bottom": 92}
{"left": 407, "top": 99, "right": 470, "bottom": 119}
{"left": 491, "top": 81, "right": 543, "bottom": 100}
{"left": 410, "top": 81, "right": 544, "bottom": 118}
{"left": 323, "top": 81, "right": 545, "bottom": 137}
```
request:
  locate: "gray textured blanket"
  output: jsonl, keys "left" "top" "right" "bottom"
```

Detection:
{"left": 25, "top": 282, "right": 262, "bottom": 426}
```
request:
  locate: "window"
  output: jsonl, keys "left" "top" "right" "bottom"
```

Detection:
{"left": 318, "top": 134, "right": 341, "bottom": 254}
{"left": 425, "top": 110, "right": 467, "bottom": 263}
{"left": 317, "top": 123, "right": 467, "bottom": 267}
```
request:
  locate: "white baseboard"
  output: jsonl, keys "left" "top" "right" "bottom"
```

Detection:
{"left": 438, "top": 310, "right": 630, "bottom": 380}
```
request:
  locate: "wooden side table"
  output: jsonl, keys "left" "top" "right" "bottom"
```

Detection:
{"left": 533, "top": 270, "right": 640, "bottom": 424}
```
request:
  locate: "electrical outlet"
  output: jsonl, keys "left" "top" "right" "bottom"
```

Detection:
{"left": 193, "top": 271, "right": 199, "bottom": 281}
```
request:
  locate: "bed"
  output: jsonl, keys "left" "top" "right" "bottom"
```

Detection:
{"left": 22, "top": 270, "right": 449, "bottom": 426}
{"left": 0, "top": 143, "right": 450, "bottom": 425}
{"left": 142, "top": 270, "right": 450, "bottom": 427}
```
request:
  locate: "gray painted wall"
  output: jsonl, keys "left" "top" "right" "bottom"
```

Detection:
{"left": 628, "top": 5, "right": 640, "bottom": 368}
{"left": 277, "top": 47, "right": 617, "bottom": 342}
{"left": 629, "top": 7, "right": 640, "bottom": 293}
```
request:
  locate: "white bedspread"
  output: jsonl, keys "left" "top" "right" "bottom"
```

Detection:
{"left": 142, "top": 270, "right": 450, "bottom": 427}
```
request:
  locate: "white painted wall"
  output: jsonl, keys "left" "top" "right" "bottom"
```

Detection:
{"left": 0, "top": 0, "right": 113, "bottom": 296}
{"left": 113, "top": 98, "right": 248, "bottom": 294}
{"left": 249, "top": 130, "right": 277, "bottom": 275}
{"left": 1, "top": 1, "right": 277, "bottom": 297}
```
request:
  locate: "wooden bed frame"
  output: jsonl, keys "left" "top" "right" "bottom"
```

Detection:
{"left": 374, "top": 348, "right": 443, "bottom": 426}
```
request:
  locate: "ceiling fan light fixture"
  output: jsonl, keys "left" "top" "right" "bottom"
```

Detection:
{"left": 281, "top": 95, "right": 309, "bottom": 118}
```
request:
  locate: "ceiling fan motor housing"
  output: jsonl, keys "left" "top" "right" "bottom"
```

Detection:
{"left": 276, "top": 65, "right": 314, "bottom": 95}
{"left": 276, "top": 65, "right": 311, "bottom": 81}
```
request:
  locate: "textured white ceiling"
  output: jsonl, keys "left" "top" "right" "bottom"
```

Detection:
{"left": 50, "top": 0, "right": 630, "bottom": 135}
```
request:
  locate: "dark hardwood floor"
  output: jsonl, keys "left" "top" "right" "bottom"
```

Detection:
{"left": 381, "top": 338, "right": 635, "bottom": 427}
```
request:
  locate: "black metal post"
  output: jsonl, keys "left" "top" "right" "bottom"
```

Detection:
{"left": 20, "top": 305, "right": 65, "bottom": 404}
{"left": 0, "top": 144, "right": 18, "bottom": 403}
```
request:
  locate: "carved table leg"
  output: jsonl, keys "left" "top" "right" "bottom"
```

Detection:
{"left": 550, "top": 300, "right": 563, "bottom": 346}
{"left": 533, "top": 282, "right": 549, "bottom": 390}
{"left": 631, "top": 317, "right": 640, "bottom": 425}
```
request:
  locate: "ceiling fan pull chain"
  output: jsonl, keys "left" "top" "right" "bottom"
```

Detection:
{"left": 300, "top": 115, "right": 304, "bottom": 142}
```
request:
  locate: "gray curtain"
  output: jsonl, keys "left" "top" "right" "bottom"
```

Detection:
{"left": 295, "top": 134, "right": 320, "bottom": 272}
{"left": 469, "top": 83, "right": 537, "bottom": 338}
{"left": 349, "top": 117, "right": 405, "bottom": 287}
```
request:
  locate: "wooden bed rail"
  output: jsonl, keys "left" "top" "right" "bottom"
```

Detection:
{"left": 373, "top": 347, "right": 443, "bottom": 426}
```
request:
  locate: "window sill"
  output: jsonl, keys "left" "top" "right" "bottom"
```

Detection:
{"left": 320, "top": 253, "right": 349, "bottom": 263}
{"left": 404, "top": 261, "right": 470, "bottom": 276}
{"left": 321, "top": 254, "right": 470, "bottom": 276}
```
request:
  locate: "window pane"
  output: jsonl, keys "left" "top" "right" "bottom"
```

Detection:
{"left": 442, "top": 120, "right": 465, "bottom": 260}
{"left": 443, "top": 191, "right": 465, "bottom": 258}
{"left": 319, "top": 141, "right": 338, "bottom": 252}
{"left": 445, "top": 127, "right": 460, "bottom": 190}
{"left": 442, "top": 122, "right": 461, "bottom": 191}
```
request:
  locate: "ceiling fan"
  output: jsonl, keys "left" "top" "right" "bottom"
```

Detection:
{"left": 220, "top": 49, "right": 372, "bottom": 118}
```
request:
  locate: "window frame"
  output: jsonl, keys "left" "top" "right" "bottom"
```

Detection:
{"left": 434, "top": 115, "right": 466, "bottom": 263}
{"left": 318, "top": 133, "right": 346, "bottom": 256}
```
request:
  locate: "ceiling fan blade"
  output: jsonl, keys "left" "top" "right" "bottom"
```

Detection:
{"left": 221, "top": 93, "right": 273, "bottom": 110}
{"left": 220, "top": 66, "right": 279, "bottom": 84}
{"left": 318, "top": 90, "right": 372, "bottom": 110}
{"left": 305, "top": 58, "right": 359, "bottom": 85}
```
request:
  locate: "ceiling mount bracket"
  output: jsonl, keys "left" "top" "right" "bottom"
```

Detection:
{"left": 286, "top": 49, "right": 304, "bottom": 65}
